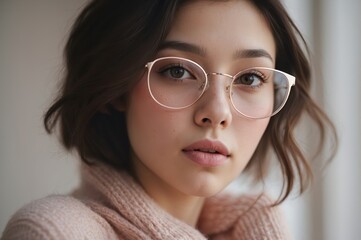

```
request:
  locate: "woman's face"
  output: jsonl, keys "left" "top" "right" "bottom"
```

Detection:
{"left": 125, "top": 0, "right": 275, "bottom": 198}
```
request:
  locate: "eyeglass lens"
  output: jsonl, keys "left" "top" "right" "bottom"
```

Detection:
{"left": 148, "top": 57, "right": 291, "bottom": 118}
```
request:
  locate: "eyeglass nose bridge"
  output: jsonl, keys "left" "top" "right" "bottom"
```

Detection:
{"left": 205, "top": 72, "right": 234, "bottom": 92}
{"left": 207, "top": 72, "right": 233, "bottom": 78}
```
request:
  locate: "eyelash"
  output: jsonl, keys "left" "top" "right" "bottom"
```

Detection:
{"left": 156, "top": 61, "right": 269, "bottom": 88}
{"left": 234, "top": 70, "right": 268, "bottom": 88}
{"left": 158, "top": 64, "right": 195, "bottom": 80}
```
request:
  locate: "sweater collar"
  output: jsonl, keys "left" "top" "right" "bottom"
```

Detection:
{"left": 77, "top": 162, "right": 207, "bottom": 239}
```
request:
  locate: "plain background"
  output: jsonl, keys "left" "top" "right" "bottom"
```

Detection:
{"left": 1, "top": 1, "right": 360, "bottom": 239}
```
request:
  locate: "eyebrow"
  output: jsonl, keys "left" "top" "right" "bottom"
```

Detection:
{"left": 233, "top": 49, "right": 273, "bottom": 62}
{"left": 159, "top": 41, "right": 207, "bottom": 57}
{"left": 158, "top": 40, "right": 273, "bottom": 62}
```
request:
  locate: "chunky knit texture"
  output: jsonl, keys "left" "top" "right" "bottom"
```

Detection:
{"left": 2, "top": 162, "right": 290, "bottom": 239}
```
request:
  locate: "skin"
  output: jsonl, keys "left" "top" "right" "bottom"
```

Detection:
{"left": 124, "top": 0, "right": 276, "bottom": 226}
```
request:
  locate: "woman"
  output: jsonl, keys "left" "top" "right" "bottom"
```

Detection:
{"left": 2, "top": 0, "right": 337, "bottom": 239}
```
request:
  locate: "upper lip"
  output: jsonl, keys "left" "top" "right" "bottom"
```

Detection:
{"left": 182, "top": 139, "right": 230, "bottom": 157}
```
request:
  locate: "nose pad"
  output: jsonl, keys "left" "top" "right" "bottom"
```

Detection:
{"left": 194, "top": 75, "right": 233, "bottom": 128}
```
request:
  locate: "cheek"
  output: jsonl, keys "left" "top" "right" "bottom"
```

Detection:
{"left": 248, "top": 119, "right": 269, "bottom": 142}
{"left": 126, "top": 79, "right": 161, "bottom": 150}
{"left": 125, "top": 78, "right": 183, "bottom": 160}
{"left": 232, "top": 118, "right": 269, "bottom": 162}
{"left": 127, "top": 79, "right": 156, "bottom": 130}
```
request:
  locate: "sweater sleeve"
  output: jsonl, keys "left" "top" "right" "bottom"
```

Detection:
{"left": 198, "top": 193, "right": 291, "bottom": 240}
{"left": 1, "top": 195, "right": 118, "bottom": 240}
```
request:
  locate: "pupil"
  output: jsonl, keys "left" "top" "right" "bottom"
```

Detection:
{"left": 242, "top": 75, "right": 254, "bottom": 85}
{"left": 170, "top": 67, "right": 184, "bottom": 78}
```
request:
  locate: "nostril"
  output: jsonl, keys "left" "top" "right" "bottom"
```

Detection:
{"left": 202, "top": 118, "right": 210, "bottom": 123}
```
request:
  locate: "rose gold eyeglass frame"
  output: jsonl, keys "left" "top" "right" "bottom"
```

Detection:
{"left": 145, "top": 56, "right": 296, "bottom": 119}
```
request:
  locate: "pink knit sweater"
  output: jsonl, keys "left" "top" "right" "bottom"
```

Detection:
{"left": 2, "top": 162, "right": 290, "bottom": 239}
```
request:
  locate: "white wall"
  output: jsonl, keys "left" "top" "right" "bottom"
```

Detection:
{"left": 320, "top": 0, "right": 361, "bottom": 239}
{"left": 1, "top": 1, "right": 360, "bottom": 239}
{"left": 0, "top": 0, "right": 85, "bottom": 232}
{"left": 281, "top": 0, "right": 361, "bottom": 239}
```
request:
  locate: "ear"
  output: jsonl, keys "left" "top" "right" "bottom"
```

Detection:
{"left": 111, "top": 97, "right": 127, "bottom": 112}
{"left": 98, "top": 98, "right": 126, "bottom": 114}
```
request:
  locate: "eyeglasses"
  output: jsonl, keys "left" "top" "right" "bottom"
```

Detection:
{"left": 145, "top": 57, "right": 295, "bottom": 119}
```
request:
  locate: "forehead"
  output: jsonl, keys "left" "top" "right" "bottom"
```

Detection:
{"left": 165, "top": 0, "right": 276, "bottom": 64}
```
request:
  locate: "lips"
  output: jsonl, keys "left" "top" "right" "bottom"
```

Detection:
{"left": 182, "top": 139, "right": 230, "bottom": 167}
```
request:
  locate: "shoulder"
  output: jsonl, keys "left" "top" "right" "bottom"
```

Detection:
{"left": 202, "top": 193, "right": 280, "bottom": 219}
{"left": 1, "top": 195, "right": 117, "bottom": 240}
{"left": 199, "top": 193, "right": 291, "bottom": 239}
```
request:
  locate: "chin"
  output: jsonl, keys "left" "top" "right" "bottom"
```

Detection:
{"left": 185, "top": 180, "right": 227, "bottom": 198}
{"left": 191, "top": 188, "right": 225, "bottom": 198}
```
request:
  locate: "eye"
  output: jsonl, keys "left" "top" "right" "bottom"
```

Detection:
{"left": 159, "top": 64, "right": 196, "bottom": 81}
{"left": 234, "top": 70, "right": 266, "bottom": 88}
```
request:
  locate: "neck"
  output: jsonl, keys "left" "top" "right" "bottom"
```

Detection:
{"left": 132, "top": 161, "right": 205, "bottom": 227}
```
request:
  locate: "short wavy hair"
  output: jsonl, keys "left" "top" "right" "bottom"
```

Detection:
{"left": 44, "top": 0, "right": 337, "bottom": 204}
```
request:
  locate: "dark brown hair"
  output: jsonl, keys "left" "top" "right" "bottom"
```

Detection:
{"left": 44, "top": 0, "right": 337, "bottom": 203}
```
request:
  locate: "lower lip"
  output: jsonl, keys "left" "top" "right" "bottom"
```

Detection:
{"left": 182, "top": 151, "right": 228, "bottom": 167}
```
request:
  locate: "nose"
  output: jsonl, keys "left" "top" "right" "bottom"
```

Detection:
{"left": 194, "top": 75, "right": 233, "bottom": 129}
